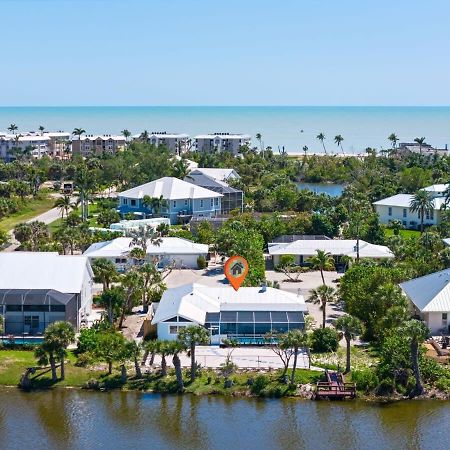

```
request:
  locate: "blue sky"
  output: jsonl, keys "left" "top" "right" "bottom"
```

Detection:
{"left": 1, "top": 0, "right": 450, "bottom": 106}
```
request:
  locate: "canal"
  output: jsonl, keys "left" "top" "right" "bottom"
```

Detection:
{"left": 0, "top": 389, "right": 449, "bottom": 449}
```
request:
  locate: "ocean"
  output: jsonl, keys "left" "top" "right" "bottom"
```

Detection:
{"left": 1, "top": 106, "right": 449, "bottom": 154}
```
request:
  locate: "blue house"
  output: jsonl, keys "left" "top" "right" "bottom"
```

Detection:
{"left": 117, "top": 177, "right": 222, "bottom": 224}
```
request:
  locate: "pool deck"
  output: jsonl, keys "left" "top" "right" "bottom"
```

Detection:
{"left": 149, "top": 346, "right": 319, "bottom": 370}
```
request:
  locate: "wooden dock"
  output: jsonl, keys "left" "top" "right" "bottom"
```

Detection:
{"left": 314, "top": 370, "right": 356, "bottom": 400}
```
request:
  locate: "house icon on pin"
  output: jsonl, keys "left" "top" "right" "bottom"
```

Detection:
{"left": 231, "top": 261, "right": 244, "bottom": 276}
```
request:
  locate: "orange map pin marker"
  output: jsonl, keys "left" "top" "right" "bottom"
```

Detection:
{"left": 224, "top": 255, "right": 249, "bottom": 291}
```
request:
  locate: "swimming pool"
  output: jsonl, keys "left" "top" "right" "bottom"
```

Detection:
{"left": 1, "top": 337, "right": 44, "bottom": 345}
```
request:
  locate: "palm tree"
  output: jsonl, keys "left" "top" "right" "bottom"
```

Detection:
{"left": 157, "top": 341, "right": 171, "bottom": 376}
{"left": 334, "top": 315, "right": 363, "bottom": 373}
{"left": 142, "top": 195, "right": 168, "bottom": 217}
{"left": 414, "top": 137, "right": 427, "bottom": 154}
{"left": 409, "top": 190, "right": 434, "bottom": 233}
{"left": 139, "top": 130, "right": 149, "bottom": 142}
{"left": 54, "top": 195, "right": 72, "bottom": 219}
{"left": 388, "top": 133, "right": 398, "bottom": 151}
{"left": 334, "top": 135, "right": 344, "bottom": 154}
{"left": 121, "top": 129, "right": 131, "bottom": 146}
{"left": 129, "top": 225, "right": 162, "bottom": 256}
{"left": 302, "top": 145, "right": 308, "bottom": 160}
{"left": 38, "top": 125, "right": 45, "bottom": 135}
{"left": 7, "top": 123, "right": 18, "bottom": 134}
{"left": 72, "top": 127, "right": 86, "bottom": 155}
{"left": 127, "top": 341, "right": 143, "bottom": 378}
{"left": 177, "top": 325, "right": 210, "bottom": 380}
{"left": 167, "top": 340, "right": 187, "bottom": 391}
{"left": 402, "top": 319, "right": 429, "bottom": 397}
{"left": 119, "top": 269, "right": 143, "bottom": 326}
{"left": 283, "top": 330, "right": 309, "bottom": 384}
{"left": 91, "top": 258, "right": 118, "bottom": 291}
{"left": 172, "top": 158, "right": 191, "bottom": 180}
{"left": 309, "top": 284, "right": 337, "bottom": 329}
{"left": 316, "top": 133, "right": 327, "bottom": 154}
{"left": 43, "top": 321, "right": 75, "bottom": 380}
{"left": 256, "top": 133, "right": 264, "bottom": 157}
{"left": 308, "top": 249, "right": 335, "bottom": 285}
{"left": 35, "top": 340, "right": 59, "bottom": 382}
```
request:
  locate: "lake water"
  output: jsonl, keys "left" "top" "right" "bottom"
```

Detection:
{"left": 1, "top": 106, "right": 450, "bottom": 154}
{"left": 1, "top": 389, "right": 449, "bottom": 450}
{"left": 296, "top": 182, "right": 345, "bottom": 197}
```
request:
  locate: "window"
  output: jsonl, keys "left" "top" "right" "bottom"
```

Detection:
{"left": 184, "top": 199, "right": 188, "bottom": 206}
{"left": 24, "top": 316, "right": 39, "bottom": 328}
{"left": 442, "top": 313, "right": 448, "bottom": 322}
{"left": 173, "top": 201, "right": 177, "bottom": 208}
{"left": 164, "top": 316, "right": 178, "bottom": 322}
{"left": 200, "top": 199, "right": 204, "bottom": 207}
{"left": 130, "top": 199, "right": 136, "bottom": 207}
{"left": 6, "top": 305, "right": 21, "bottom": 312}
{"left": 388, "top": 207, "right": 392, "bottom": 216}
{"left": 115, "top": 258, "right": 127, "bottom": 264}
{"left": 169, "top": 325, "right": 185, "bottom": 334}
{"left": 215, "top": 198, "right": 219, "bottom": 206}
{"left": 403, "top": 208, "right": 407, "bottom": 218}
{"left": 123, "top": 198, "right": 128, "bottom": 205}
{"left": 211, "top": 199, "right": 213, "bottom": 207}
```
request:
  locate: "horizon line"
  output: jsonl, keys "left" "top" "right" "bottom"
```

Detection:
{"left": 1, "top": 104, "right": 450, "bottom": 108}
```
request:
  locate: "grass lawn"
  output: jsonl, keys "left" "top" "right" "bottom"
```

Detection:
{"left": 0, "top": 349, "right": 101, "bottom": 387}
{"left": 48, "top": 202, "right": 101, "bottom": 234}
{"left": 0, "top": 196, "right": 56, "bottom": 232}
{"left": 0, "top": 348, "right": 323, "bottom": 395}
{"left": 384, "top": 228, "right": 421, "bottom": 239}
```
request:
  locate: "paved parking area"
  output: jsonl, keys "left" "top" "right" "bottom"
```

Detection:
{"left": 150, "top": 346, "right": 312, "bottom": 370}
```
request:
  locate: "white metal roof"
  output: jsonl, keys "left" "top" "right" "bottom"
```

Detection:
{"left": 423, "top": 184, "right": 448, "bottom": 193}
{"left": 152, "top": 283, "right": 307, "bottom": 325}
{"left": 74, "top": 135, "right": 124, "bottom": 141}
{"left": 84, "top": 237, "right": 208, "bottom": 258}
{"left": 268, "top": 239, "right": 394, "bottom": 259}
{"left": 400, "top": 269, "right": 450, "bottom": 312}
{"left": 191, "top": 168, "right": 240, "bottom": 181}
{"left": 0, "top": 252, "right": 92, "bottom": 294}
{"left": 118, "top": 177, "right": 223, "bottom": 200}
{"left": 373, "top": 193, "right": 445, "bottom": 209}
{"left": 194, "top": 134, "right": 251, "bottom": 140}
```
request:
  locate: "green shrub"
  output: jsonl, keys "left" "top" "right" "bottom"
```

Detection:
{"left": 197, "top": 255, "right": 207, "bottom": 269}
{"left": 250, "top": 375, "right": 269, "bottom": 395}
{"left": 310, "top": 328, "right": 339, "bottom": 353}
{"left": 351, "top": 368, "right": 379, "bottom": 392}
{"left": 435, "top": 376, "right": 450, "bottom": 392}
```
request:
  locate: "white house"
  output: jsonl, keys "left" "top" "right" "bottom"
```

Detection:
{"left": 190, "top": 168, "right": 240, "bottom": 183}
{"left": 84, "top": 236, "right": 209, "bottom": 271}
{"left": 194, "top": 133, "right": 251, "bottom": 155}
{"left": 151, "top": 283, "right": 307, "bottom": 343}
{"left": 0, "top": 252, "right": 93, "bottom": 335}
{"left": 118, "top": 177, "right": 222, "bottom": 224}
{"left": 400, "top": 269, "right": 450, "bottom": 334}
{"left": 373, "top": 184, "right": 448, "bottom": 229}
{"left": 268, "top": 239, "right": 394, "bottom": 267}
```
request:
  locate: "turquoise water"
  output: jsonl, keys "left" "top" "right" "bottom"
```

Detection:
{"left": 297, "top": 182, "right": 345, "bottom": 197}
{"left": 1, "top": 106, "right": 450, "bottom": 153}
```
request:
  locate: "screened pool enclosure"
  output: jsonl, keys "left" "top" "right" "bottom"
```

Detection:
{"left": 204, "top": 310, "right": 305, "bottom": 339}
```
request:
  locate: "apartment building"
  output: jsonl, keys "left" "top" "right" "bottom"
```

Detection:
{"left": 71, "top": 134, "right": 126, "bottom": 156}
{"left": 133, "top": 132, "right": 190, "bottom": 154}
{"left": 194, "top": 133, "right": 251, "bottom": 155}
